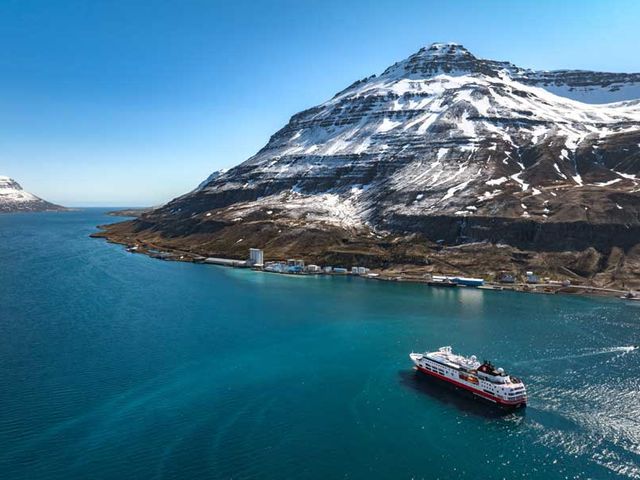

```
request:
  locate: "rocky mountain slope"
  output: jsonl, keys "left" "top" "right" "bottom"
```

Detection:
{"left": 0, "top": 176, "right": 66, "bottom": 213}
{"left": 97, "top": 43, "right": 640, "bottom": 288}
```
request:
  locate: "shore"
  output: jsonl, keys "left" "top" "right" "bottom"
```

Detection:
{"left": 106, "top": 208, "right": 153, "bottom": 218}
{"left": 90, "top": 230, "right": 636, "bottom": 300}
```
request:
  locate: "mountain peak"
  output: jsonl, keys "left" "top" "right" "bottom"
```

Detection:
{"left": 382, "top": 42, "right": 482, "bottom": 78}
{"left": 0, "top": 175, "right": 66, "bottom": 213}
{"left": 419, "top": 42, "right": 472, "bottom": 56}
{"left": 0, "top": 176, "right": 21, "bottom": 189}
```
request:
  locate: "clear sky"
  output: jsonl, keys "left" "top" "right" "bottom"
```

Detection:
{"left": 1, "top": 0, "right": 639, "bottom": 207}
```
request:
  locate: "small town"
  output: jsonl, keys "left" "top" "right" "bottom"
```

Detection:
{"left": 124, "top": 243, "right": 640, "bottom": 299}
{"left": 141, "top": 246, "right": 636, "bottom": 299}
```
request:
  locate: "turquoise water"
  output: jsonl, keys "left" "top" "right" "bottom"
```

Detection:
{"left": 1, "top": 210, "right": 639, "bottom": 479}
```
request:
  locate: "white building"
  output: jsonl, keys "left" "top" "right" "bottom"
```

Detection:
{"left": 351, "top": 266, "right": 370, "bottom": 275}
{"left": 249, "top": 248, "right": 264, "bottom": 267}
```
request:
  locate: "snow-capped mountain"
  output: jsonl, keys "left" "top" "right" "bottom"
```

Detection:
{"left": 0, "top": 176, "right": 66, "bottom": 213}
{"left": 377, "top": 43, "right": 640, "bottom": 104}
{"left": 100, "top": 43, "right": 640, "bottom": 280}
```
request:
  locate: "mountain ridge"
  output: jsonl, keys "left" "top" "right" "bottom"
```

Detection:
{"left": 341, "top": 43, "right": 640, "bottom": 104}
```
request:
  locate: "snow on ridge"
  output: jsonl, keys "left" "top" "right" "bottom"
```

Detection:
{"left": 331, "top": 42, "right": 640, "bottom": 107}
{"left": 615, "top": 171, "right": 638, "bottom": 181}
{"left": 225, "top": 191, "right": 367, "bottom": 230}
{"left": 487, "top": 177, "right": 508, "bottom": 186}
{"left": 457, "top": 111, "right": 476, "bottom": 138}
{"left": 510, "top": 172, "right": 529, "bottom": 191}
{"left": 285, "top": 70, "right": 640, "bottom": 164}
{"left": 572, "top": 174, "right": 584, "bottom": 186}
{"left": 184, "top": 44, "right": 639, "bottom": 227}
{"left": 0, "top": 176, "right": 40, "bottom": 203}
{"left": 595, "top": 178, "right": 622, "bottom": 187}
{"left": 542, "top": 83, "right": 640, "bottom": 105}
{"left": 553, "top": 163, "right": 568, "bottom": 179}
{"left": 478, "top": 189, "right": 502, "bottom": 201}
{"left": 197, "top": 168, "right": 229, "bottom": 190}
{"left": 442, "top": 178, "right": 473, "bottom": 201}
{"left": 377, "top": 118, "right": 402, "bottom": 133}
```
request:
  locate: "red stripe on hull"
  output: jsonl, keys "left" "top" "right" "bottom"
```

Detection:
{"left": 415, "top": 365, "right": 526, "bottom": 407}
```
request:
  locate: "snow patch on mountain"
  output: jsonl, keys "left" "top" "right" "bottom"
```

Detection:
{"left": 0, "top": 176, "right": 65, "bottom": 213}
{"left": 155, "top": 43, "right": 640, "bottom": 231}
{"left": 0, "top": 176, "right": 39, "bottom": 202}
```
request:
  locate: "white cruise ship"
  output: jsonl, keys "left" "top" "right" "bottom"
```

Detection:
{"left": 409, "top": 346, "right": 527, "bottom": 408}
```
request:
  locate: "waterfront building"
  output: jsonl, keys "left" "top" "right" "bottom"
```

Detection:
{"left": 351, "top": 266, "right": 370, "bottom": 275}
{"left": 264, "top": 261, "right": 285, "bottom": 273}
{"left": 452, "top": 276, "right": 484, "bottom": 287}
{"left": 287, "top": 259, "right": 305, "bottom": 268}
{"left": 526, "top": 271, "right": 539, "bottom": 284}
{"left": 283, "top": 258, "right": 304, "bottom": 273}
{"left": 249, "top": 248, "right": 264, "bottom": 267}
{"left": 498, "top": 273, "right": 516, "bottom": 284}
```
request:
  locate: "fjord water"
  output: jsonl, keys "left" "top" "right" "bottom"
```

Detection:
{"left": 1, "top": 210, "right": 639, "bottom": 480}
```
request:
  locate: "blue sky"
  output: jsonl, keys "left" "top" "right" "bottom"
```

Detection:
{"left": 1, "top": 0, "right": 639, "bottom": 206}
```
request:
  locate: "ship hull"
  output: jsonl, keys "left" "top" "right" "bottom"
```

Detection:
{"left": 414, "top": 365, "right": 527, "bottom": 409}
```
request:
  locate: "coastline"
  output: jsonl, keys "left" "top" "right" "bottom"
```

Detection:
{"left": 106, "top": 208, "right": 152, "bottom": 218}
{"left": 91, "top": 225, "right": 635, "bottom": 300}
